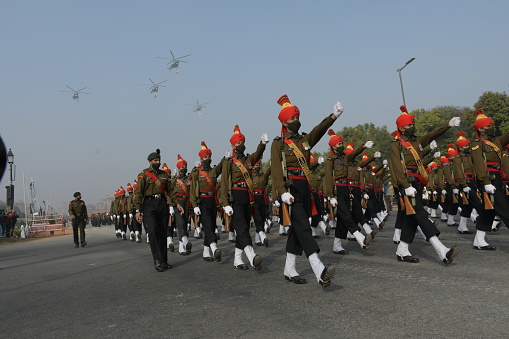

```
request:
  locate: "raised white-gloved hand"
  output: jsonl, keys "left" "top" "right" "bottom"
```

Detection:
{"left": 484, "top": 184, "right": 496, "bottom": 194}
{"left": 224, "top": 150, "right": 231, "bottom": 160}
{"left": 442, "top": 190, "right": 447, "bottom": 195}
{"left": 169, "top": 206, "right": 175, "bottom": 216}
{"left": 449, "top": 117, "right": 461, "bottom": 127}
{"left": 434, "top": 151, "right": 441, "bottom": 158}
{"left": 261, "top": 133, "right": 269, "bottom": 145}
{"left": 174, "top": 168, "right": 178, "bottom": 175}
{"left": 363, "top": 194, "right": 369, "bottom": 200}
{"left": 383, "top": 159, "right": 388, "bottom": 165}
{"left": 333, "top": 101, "right": 344, "bottom": 117}
{"left": 318, "top": 156, "right": 325, "bottom": 165}
{"left": 452, "top": 188, "right": 459, "bottom": 194}
{"left": 329, "top": 197, "right": 338, "bottom": 207}
{"left": 273, "top": 200, "right": 280, "bottom": 207}
{"left": 281, "top": 192, "right": 294, "bottom": 205}
{"left": 374, "top": 151, "right": 381, "bottom": 158}
{"left": 429, "top": 140, "right": 438, "bottom": 150}
{"left": 224, "top": 205, "right": 234, "bottom": 216}
{"left": 405, "top": 186, "right": 417, "bottom": 197}
{"left": 194, "top": 207, "right": 201, "bottom": 215}
{"left": 463, "top": 187, "right": 471, "bottom": 193}
{"left": 364, "top": 141, "right": 374, "bottom": 149}
{"left": 129, "top": 213, "right": 133, "bottom": 218}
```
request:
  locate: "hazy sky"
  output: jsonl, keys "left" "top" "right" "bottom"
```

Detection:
{"left": 1, "top": 1, "right": 508, "bottom": 213}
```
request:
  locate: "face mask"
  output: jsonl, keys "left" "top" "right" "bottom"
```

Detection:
{"left": 202, "top": 159, "right": 212, "bottom": 167}
{"left": 179, "top": 168, "right": 187, "bottom": 174}
{"left": 235, "top": 144, "right": 246, "bottom": 154}
{"left": 335, "top": 146, "right": 344, "bottom": 154}
{"left": 287, "top": 120, "right": 301, "bottom": 133}
{"left": 151, "top": 163, "right": 161, "bottom": 170}
{"left": 404, "top": 126, "right": 415, "bottom": 137}
{"left": 484, "top": 127, "right": 495, "bottom": 136}
{"left": 254, "top": 167, "right": 261, "bottom": 173}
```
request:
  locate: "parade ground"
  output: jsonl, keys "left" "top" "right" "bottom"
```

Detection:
{"left": 2, "top": 213, "right": 509, "bottom": 339}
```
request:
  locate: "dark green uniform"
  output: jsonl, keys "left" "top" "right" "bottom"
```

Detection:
{"left": 68, "top": 198, "right": 88, "bottom": 247}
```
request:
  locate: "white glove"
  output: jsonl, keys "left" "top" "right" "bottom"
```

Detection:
{"left": 357, "top": 167, "right": 362, "bottom": 171}
{"left": 383, "top": 164, "right": 387, "bottom": 168}
{"left": 123, "top": 214, "right": 126, "bottom": 219}
{"left": 433, "top": 191, "right": 437, "bottom": 195}
{"left": 129, "top": 213, "right": 133, "bottom": 218}
{"left": 111, "top": 216, "right": 114, "bottom": 221}
{"left": 174, "top": 168, "right": 178, "bottom": 175}
{"left": 329, "top": 197, "right": 338, "bottom": 207}
{"left": 224, "top": 205, "right": 234, "bottom": 216}
{"left": 374, "top": 151, "right": 381, "bottom": 158}
{"left": 363, "top": 194, "right": 369, "bottom": 200}
{"left": 484, "top": 184, "right": 496, "bottom": 194}
{"left": 281, "top": 192, "right": 294, "bottom": 205}
{"left": 434, "top": 151, "right": 441, "bottom": 158}
{"left": 383, "top": 159, "right": 388, "bottom": 165}
{"left": 273, "top": 200, "right": 280, "bottom": 207}
{"left": 429, "top": 140, "right": 438, "bottom": 150}
{"left": 318, "top": 156, "right": 325, "bottom": 165}
{"left": 116, "top": 215, "right": 120, "bottom": 219}
{"left": 442, "top": 190, "right": 447, "bottom": 195}
{"left": 261, "top": 133, "right": 269, "bottom": 145}
{"left": 463, "top": 187, "right": 471, "bottom": 193}
{"left": 405, "top": 186, "right": 417, "bottom": 197}
{"left": 224, "top": 150, "right": 231, "bottom": 160}
{"left": 449, "top": 117, "right": 461, "bottom": 127}
{"left": 452, "top": 188, "right": 459, "bottom": 194}
{"left": 333, "top": 101, "right": 344, "bottom": 117}
{"left": 169, "top": 206, "right": 175, "bottom": 216}
{"left": 194, "top": 207, "right": 201, "bottom": 215}
{"left": 364, "top": 141, "right": 374, "bottom": 149}
{"left": 195, "top": 161, "right": 202, "bottom": 168}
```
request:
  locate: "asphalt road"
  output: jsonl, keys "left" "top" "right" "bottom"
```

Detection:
{"left": 1, "top": 214, "right": 509, "bottom": 339}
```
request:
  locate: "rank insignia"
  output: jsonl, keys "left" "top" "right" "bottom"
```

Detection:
{"left": 302, "top": 141, "right": 310, "bottom": 150}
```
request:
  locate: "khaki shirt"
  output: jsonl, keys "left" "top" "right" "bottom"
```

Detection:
{"left": 69, "top": 199, "right": 88, "bottom": 218}
{"left": 190, "top": 158, "right": 224, "bottom": 208}
{"left": 452, "top": 152, "right": 474, "bottom": 188}
{"left": 471, "top": 132, "right": 509, "bottom": 185}
{"left": 109, "top": 198, "right": 118, "bottom": 215}
{"left": 252, "top": 167, "right": 272, "bottom": 191}
{"left": 134, "top": 167, "right": 177, "bottom": 210}
{"left": 389, "top": 123, "right": 450, "bottom": 189}
{"left": 324, "top": 146, "right": 365, "bottom": 198}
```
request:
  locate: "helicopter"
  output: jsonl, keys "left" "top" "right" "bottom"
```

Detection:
{"left": 188, "top": 100, "right": 210, "bottom": 115}
{"left": 156, "top": 51, "right": 191, "bottom": 74}
{"left": 140, "top": 78, "right": 168, "bottom": 98}
{"left": 60, "top": 86, "right": 90, "bottom": 102}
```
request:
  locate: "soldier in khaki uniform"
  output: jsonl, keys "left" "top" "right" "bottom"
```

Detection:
{"left": 69, "top": 192, "right": 88, "bottom": 248}
{"left": 110, "top": 190, "right": 120, "bottom": 238}
{"left": 125, "top": 183, "right": 136, "bottom": 241}
{"left": 117, "top": 186, "right": 127, "bottom": 240}
{"left": 270, "top": 94, "right": 340, "bottom": 287}
{"left": 307, "top": 153, "right": 329, "bottom": 238}
{"left": 470, "top": 109, "right": 509, "bottom": 250}
{"left": 190, "top": 142, "right": 225, "bottom": 263}
{"left": 220, "top": 125, "right": 268, "bottom": 270}
{"left": 389, "top": 105, "right": 461, "bottom": 264}
{"left": 131, "top": 180, "right": 143, "bottom": 243}
{"left": 134, "top": 149, "right": 183, "bottom": 272}
{"left": 171, "top": 155, "right": 193, "bottom": 255}
{"left": 324, "top": 132, "right": 373, "bottom": 254}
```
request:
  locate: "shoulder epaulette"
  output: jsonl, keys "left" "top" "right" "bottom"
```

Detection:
{"left": 301, "top": 132, "right": 307, "bottom": 136}
{"left": 69, "top": 200, "right": 74, "bottom": 204}
{"left": 274, "top": 136, "right": 281, "bottom": 141}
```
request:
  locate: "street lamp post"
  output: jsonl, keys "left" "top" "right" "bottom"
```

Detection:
{"left": 396, "top": 58, "right": 416, "bottom": 107}
{"left": 6, "top": 148, "right": 14, "bottom": 211}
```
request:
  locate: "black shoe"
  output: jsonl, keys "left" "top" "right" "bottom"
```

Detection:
{"left": 75, "top": 243, "right": 79, "bottom": 248}
{"left": 313, "top": 235, "right": 320, "bottom": 239}
{"left": 397, "top": 255, "right": 419, "bottom": 263}
{"left": 379, "top": 221, "right": 385, "bottom": 230}
{"left": 447, "top": 223, "right": 458, "bottom": 227}
{"left": 394, "top": 240, "right": 400, "bottom": 244}
{"left": 458, "top": 230, "right": 473, "bottom": 234}
{"left": 154, "top": 259, "right": 165, "bottom": 272}
{"left": 185, "top": 242, "right": 192, "bottom": 254}
{"left": 255, "top": 242, "right": 263, "bottom": 246}
{"left": 162, "top": 262, "right": 172, "bottom": 269}
{"left": 320, "top": 265, "right": 335, "bottom": 282}
{"left": 234, "top": 263, "right": 249, "bottom": 270}
{"left": 325, "top": 224, "right": 331, "bottom": 236}
{"left": 285, "top": 275, "right": 307, "bottom": 284}
{"left": 492, "top": 221, "right": 501, "bottom": 232}
{"left": 116, "top": 233, "right": 121, "bottom": 238}
{"left": 179, "top": 252, "right": 188, "bottom": 256}
{"left": 473, "top": 245, "right": 497, "bottom": 251}
{"left": 347, "top": 237, "right": 356, "bottom": 241}
{"left": 370, "top": 230, "right": 377, "bottom": 240}
{"left": 443, "top": 246, "right": 460, "bottom": 264}
{"left": 168, "top": 243, "right": 175, "bottom": 252}
{"left": 252, "top": 255, "right": 262, "bottom": 271}
{"left": 203, "top": 257, "right": 214, "bottom": 262}
{"left": 319, "top": 279, "right": 331, "bottom": 288}
{"left": 81, "top": 241, "right": 87, "bottom": 247}
{"left": 229, "top": 239, "right": 236, "bottom": 243}
{"left": 433, "top": 221, "right": 439, "bottom": 227}
{"left": 263, "top": 238, "right": 269, "bottom": 247}
{"left": 363, "top": 233, "right": 373, "bottom": 250}
{"left": 214, "top": 249, "right": 222, "bottom": 262}
{"left": 333, "top": 249, "right": 349, "bottom": 255}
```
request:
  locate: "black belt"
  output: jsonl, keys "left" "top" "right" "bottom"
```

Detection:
{"left": 487, "top": 164, "right": 501, "bottom": 170}
{"left": 199, "top": 191, "right": 214, "bottom": 197}
{"left": 349, "top": 181, "right": 360, "bottom": 186}
{"left": 233, "top": 182, "right": 248, "bottom": 188}
{"left": 145, "top": 194, "right": 162, "bottom": 199}
{"left": 177, "top": 193, "right": 188, "bottom": 199}
{"left": 335, "top": 178, "right": 348, "bottom": 184}
{"left": 288, "top": 169, "right": 305, "bottom": 177}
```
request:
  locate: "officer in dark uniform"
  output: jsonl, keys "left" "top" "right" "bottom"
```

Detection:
{"left": 270, "top": 94, "right": 340, "bottom": 288}
{"left": 68, "top": 192, "right": 88, "bottom": 248}
{"left": 134, "top": 149, "right": 183, "bottom": 272}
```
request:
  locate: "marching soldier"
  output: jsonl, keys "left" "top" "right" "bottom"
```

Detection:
{"left": 252, "top": 161, "right": 272, "bottom": 246}
{"left": 190, "top": 142, "right": 225, "bottom": 263}
{"left": 270, "top": 94, "right": 340, "bottom": 287}
{"left": 173, "top": 155, "right": 193, "bottom": 255}
{"left": 470, "top": 108, "right": 509, "bottom": 250}
{"left": 68, "top": 192, "right": 88, "bottom": 248}
{"left": 117, "top": 186, "right": 127, "bottom": 240}
{"left": 308, "top": 153, "right": 330, "bottom": 238}
{"left": 125, "top": 183, "right": 136, "bottom": 241}
{"left": 324, "top": 132, "right": 374, "bottom": 254}
{"left": 134, "top": 149, "right": 183, "bottom": 272}
{"left": 131, "top": 180, "right": 143, "bottom": 243}
{"left": 110, "top": 190, "right": 120, "bottom": 238}
{"left": 220, "top": 125, "right": 268, "bottom": 270}
{"left": 389, "top": 105, "right": 461, "bottom": 264}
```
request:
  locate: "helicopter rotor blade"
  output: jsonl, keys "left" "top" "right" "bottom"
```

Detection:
{"left": 76, "top": 87, "right": 87, "bottom": 92}
{"left": 157, "top": 80, "right": 168, "bottom": 85}
{"left": 177, "top": 54, "right": 191, "bottom": 60}
{"left": 170, "top": 51, "right": 175, "bottom": 59}
{"left": 66, "top": 85, "right": 75, "bottom": 91}
{"left": 158, "top": 85, "right": 167, "bottom": 88}
{"left": 79, "top": 92, "right": 91, "bottom": 95}
{"left": 180, "top": 60, "right": 188, "bottom": 63}
{"left": 155, "top": 56, "right": 171, "bottom": 60}
{"left": 149, "top": 78, "right": 155, "bottom": 85}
